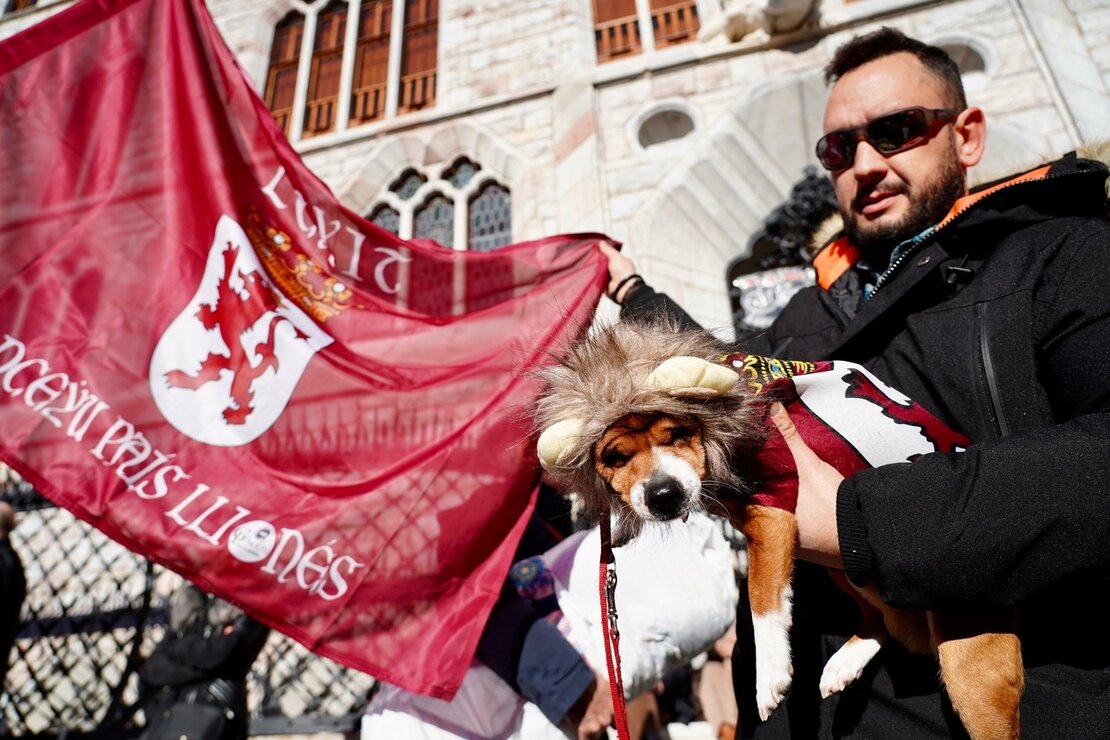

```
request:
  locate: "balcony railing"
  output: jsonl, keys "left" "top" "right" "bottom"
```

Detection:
{"left": 652, "top": 0, "right": 699, "bottom": 48}
{"left": 271, "top": 108, "right": 292, "bottom": 137}
{"left": 595, "top": 14, "right": 642, "bottom": 63}
{"left": 350, "top": 81, "right": 387, "bottom": 123}
{"left": 303, "top": 96, "right": 337, "bottom": 136}
{"left": 399, "top": 69, "right": 436, "bottom": 113}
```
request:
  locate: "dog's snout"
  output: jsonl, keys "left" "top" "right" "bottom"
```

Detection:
{"left": 644, "top": 476, "right": 685, "bottom": 520}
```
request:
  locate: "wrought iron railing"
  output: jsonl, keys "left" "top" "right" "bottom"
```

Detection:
{"left": 0, "top": 466, "right": 375, "bottom": 738}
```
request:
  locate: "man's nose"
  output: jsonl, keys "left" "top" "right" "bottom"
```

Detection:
{"left": 851, "top": 140, "right": 888, "bottom": 177}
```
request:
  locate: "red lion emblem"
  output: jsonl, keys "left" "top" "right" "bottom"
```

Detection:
{"left": 842, "top": 368, "right": 970, "bottom": 455}
{"left": 165, "top": 243, "right": 305, "bottom": 424}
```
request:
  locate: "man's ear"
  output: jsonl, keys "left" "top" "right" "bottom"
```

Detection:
{"left": 954, "top": 106, "right": 986, "bottom": 169}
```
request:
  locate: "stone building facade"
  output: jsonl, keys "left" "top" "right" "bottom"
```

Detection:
{"left": 3, "top": 0, "right": 1108, "bottom": 336}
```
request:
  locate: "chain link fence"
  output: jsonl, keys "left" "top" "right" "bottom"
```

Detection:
{"left": 1, "top": 465, "right": 375, "bottom": 738}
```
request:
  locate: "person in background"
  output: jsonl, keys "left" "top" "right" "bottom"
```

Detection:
{"left": 136, "top": 581, "right": 270, "bottom": 740}
{"left": 475, "top": 504, "right": 615, "bottom": 739}
{"left": 602, "top": 26, "right": 1110, "bottom": 739}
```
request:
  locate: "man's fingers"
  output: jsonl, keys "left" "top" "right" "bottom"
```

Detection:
{"left": 598, "top": 242, "right": 635, "bottom": 278}
{"left": 769, "top": 402, "right": 815, "bottom": 460}
{"left": 769, "top": 402, "right": 845, "bottom": 566}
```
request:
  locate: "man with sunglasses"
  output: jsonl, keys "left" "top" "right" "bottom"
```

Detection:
{"left": 604, "top": 26, "right": 1110, "bottom": 739}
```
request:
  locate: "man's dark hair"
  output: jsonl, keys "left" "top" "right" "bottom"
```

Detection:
{"left": 824, "top": 27, "right": 967, "bottom": 109}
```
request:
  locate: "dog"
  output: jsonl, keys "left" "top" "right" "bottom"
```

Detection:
{"left": 533, "top": 319, "right": 1023, "bottom": 739}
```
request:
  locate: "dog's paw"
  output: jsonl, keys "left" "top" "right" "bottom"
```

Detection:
{"left": 819, "top": 636, "right": 883, "bottom": 698}
{"left": 756, "top": 665, "right": 793, "bottom": 721}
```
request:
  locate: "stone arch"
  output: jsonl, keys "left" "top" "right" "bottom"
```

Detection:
{"left": 260, "top": 0, "right": 304, "bottom": 27}
{"left": 627, "top": 71, "right": 829, "bottom": 338}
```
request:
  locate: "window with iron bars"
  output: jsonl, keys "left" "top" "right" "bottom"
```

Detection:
{"left": 263, "top": 0, "right": 438, "bottom": 142}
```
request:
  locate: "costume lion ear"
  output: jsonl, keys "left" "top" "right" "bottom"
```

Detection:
{"left": 537, "top": 418, "right": 585, "bottom": 472}
{"left": 645, "top": 356, "right": 738, "bottom": 398}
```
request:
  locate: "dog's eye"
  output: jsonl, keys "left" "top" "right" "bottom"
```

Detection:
{"left": 600, "top": 448, "right": 631, "bottom": 469}
{"left": 667, "top": 426, "right": 695, "bottom": 445}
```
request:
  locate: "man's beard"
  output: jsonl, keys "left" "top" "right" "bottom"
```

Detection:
{"left": 844, "top": 145, "right": 966, "bottom": 260}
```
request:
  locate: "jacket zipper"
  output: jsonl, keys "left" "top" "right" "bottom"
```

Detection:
{"left": 864, "top": 168, "right": 1077, "bottom": 303}
{"left": 975, "top": 302, "right": 1008, "bottom": 437}
{"left": 867, "top": 233, "right": 930, "bottom": 297}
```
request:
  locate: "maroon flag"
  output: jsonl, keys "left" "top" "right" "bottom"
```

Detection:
{"left": 0, "top": 0, "right": 606, "bottom": 698}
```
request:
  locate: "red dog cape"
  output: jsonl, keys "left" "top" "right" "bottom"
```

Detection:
{"left": 0, "top": 0, "right": 606, "bottom": 698}
{"left": 728, "top": 354, "right": 970, "bottom": 512}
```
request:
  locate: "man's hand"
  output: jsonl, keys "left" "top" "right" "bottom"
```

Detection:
{"left": 767, "top": 402, "right": 845, "bottom": 568}
{"left": 598, "top": 241, "right": 639, "bottom": 303}
{"left": 563, "top": 675, "right": 614, "bottom": 740}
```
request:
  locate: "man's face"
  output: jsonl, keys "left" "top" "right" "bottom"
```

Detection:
{"left": 822, "top": 52, "right": 968, "bottom": 255}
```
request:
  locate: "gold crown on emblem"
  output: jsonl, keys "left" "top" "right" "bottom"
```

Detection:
{"left": 246, "top": 213, "right": 354, "bottom": 323}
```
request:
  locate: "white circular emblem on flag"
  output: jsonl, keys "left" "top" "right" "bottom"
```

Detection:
{"left": 227, "top": 520, "right": 277, "bottom": 563}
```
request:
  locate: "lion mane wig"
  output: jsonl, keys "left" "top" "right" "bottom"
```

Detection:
{"left": 533, "top": 319, "right": 767, "bottom": 540}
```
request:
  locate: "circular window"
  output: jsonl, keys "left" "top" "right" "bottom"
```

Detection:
{"left": 637, "top": 108, "right": 696, "bottom": 149}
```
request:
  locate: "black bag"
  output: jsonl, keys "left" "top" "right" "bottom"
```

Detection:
{"left": 143, "top": 699, "right": 229, "bottom": 740}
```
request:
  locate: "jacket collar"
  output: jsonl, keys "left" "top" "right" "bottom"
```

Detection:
{"left": 812, "top": 163, "right": 1055, "bottom": 290}
{"left": 809, "top": 152, "right": 1107, "bottom": 358}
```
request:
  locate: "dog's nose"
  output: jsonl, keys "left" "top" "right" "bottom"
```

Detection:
{"left": 644, "top": 477, "right": 685, "bottom": 520}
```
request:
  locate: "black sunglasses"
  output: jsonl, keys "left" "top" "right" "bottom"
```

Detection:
{"left": 815, "top": 107, "right": 961, "bottom": 171}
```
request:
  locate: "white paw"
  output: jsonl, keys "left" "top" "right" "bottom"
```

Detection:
{"left": 753, "top": 603, "right": 794, "bottom": 721}
{"left": 756, "top": 661, "right": 794, "bottom": 720}
{"left": 819, "top": 636, "right": 883, "bottom": 698}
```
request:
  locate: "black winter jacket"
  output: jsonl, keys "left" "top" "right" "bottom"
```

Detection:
{"left": 623, "top": 152, "right": 1110, "bottom": 739}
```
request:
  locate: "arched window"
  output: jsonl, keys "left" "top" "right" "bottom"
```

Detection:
{"left": 263, "top": 12, "right": 305, "bottom": 135}
{"left": 443, "top": 157, "right": 479, "bottom": 188}
{"left": 263, "top": 0, "right": 439, "bottom": 141}
{"left": 369, "top": 204, "right": 400, "bottom": 235}
{"left": 469, "top": 183, "right": 512, "bottom": 253}
{"left": 364, "top": 159, "right": 511, "bottom": 251}
{"left": 728, "top": 168, "right": 834, "bottom": 335}
{"left": 390, "top": 169, "right": 427, "bottom": 200}
{"left": 414, "top": 193, "right": 454, "bottom": 248}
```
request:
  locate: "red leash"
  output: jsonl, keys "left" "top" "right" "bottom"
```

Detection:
{"left": 598, "top": 508, "right": 631, "bottom": 740}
